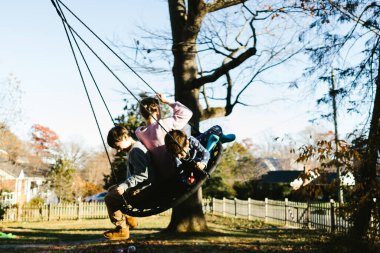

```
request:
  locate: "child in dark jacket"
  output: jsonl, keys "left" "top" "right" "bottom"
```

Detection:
{"left": 164, "top": 125, "right": 236, "bottom": 170}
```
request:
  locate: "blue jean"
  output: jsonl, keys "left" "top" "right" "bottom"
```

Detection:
{"left": 196, "top": 125, "right": 223, "bottom": 146}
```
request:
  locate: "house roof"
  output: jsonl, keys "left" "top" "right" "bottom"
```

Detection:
{"left": 0, "top": 160, "right": 23, "bottom": 178}
{"left": 260, "top": 170, "right": 302, "bottom": 183}
{"left": 255, "top": 157, "right": 301, "bottom": 172}
{"left": 259, "top": 170, "right": 338, "bottom": 184}
{"left": 0, "top": 159, "right": 45, "bottom": 179}
{"left": 0, "top": 149, "right": 8, "bottom": 158}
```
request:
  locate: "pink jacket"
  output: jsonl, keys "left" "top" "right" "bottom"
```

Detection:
{"left": 136, "top": 101, "right": 192, "bottom": 179}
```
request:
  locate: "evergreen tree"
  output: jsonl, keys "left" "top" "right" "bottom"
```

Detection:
{"left": 47, "top": 158, "right": 76, "bottom": 203}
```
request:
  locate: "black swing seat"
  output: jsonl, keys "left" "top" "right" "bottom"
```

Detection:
{"left": 121, "top": 141, "right": 223, "bottom": 217}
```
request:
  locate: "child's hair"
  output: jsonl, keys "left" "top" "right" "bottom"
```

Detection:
{"left": 107, "top": 126, "right": 129, "bottom": 149}
{"left": 164, "top": 129, "right": 188, "bottom": 155}
{"left": 140, "top": 97, "right": 160, "bottom": 120}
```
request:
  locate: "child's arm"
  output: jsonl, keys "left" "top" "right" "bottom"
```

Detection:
{"left": 118, "top": 146, "right": 150, "bottom": 191}
{"left": 157, "top": 93, "right": 193, "bottom": 130}
{"left": 189, "top": 136, "right": 210, "bottom": 169}
{"left": 156, "top": 93, "right": 173, "bottom": 104}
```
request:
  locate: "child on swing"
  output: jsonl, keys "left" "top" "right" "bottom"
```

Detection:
{"left": 164, "top": 125, "right": 236, "bottom": 170}
{"left": 103, "top": 126, "right": 152, "bottom": 240}
{"left": 135, "top": 93, "right": 193, "bottom": 179}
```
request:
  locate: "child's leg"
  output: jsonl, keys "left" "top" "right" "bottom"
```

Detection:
{"left": 206, "top": 134, "right": 219, "bottom": 152}
{"left": 202, "top": 125, "right": 236, "bottom": 143}
{"left": 197, "top": 125, "right": 236, "bottom": 146}
{"left": 196, "top": 125, "right": 223, "bottom": 147}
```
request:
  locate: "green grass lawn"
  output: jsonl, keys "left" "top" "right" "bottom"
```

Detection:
{"left": 0, "top": 214, "right": 378, "bottom": 253}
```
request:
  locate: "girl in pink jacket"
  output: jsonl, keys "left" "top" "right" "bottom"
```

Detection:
{"left": 135, "top": 94, "right": 193, "bottom": 179}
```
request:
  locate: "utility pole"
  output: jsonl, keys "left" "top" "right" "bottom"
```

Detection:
{"left": 330, "top": 68, "right": 344, "bottom": 203}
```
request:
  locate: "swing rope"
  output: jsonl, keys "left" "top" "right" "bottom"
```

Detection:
{"left": 51, "top": 0, "right": 113, "bottom": 166}
{"left": 52, "top": 0, "right": 133, "bottom": 206}
{"left": 51, "top": 2, "right": 218, "bottom": 216}
{"left": 55, "top": 0, "right": 157, "bottom": 95}
{"left": 51, "top": 0, "right": 197, "bottom": 156}
{"left": 51, "top": 0, "right": 207, "bottom": 180}
{"left": 51, "top": 0, "right": 176, "bottom": 136}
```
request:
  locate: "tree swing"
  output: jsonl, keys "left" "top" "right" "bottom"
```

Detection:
{"left": 50, "top": 0, "right": 223, "bottom": 217}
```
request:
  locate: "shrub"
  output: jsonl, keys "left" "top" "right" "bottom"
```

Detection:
{"left": 0, "top": 202, "right": 9, "bottom": 220}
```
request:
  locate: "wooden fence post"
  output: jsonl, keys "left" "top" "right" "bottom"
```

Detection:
{"left": 330, "top": 199, "right": 336, "bottom": 233}
{"left": 307, "top": 201, "right": 311, "bottom": 229}
{"left": 212, "top": 197, "right": 215, "bottom": 215}
{"left": 222, "top": 197, "right": 226, "bottom": 217}
{"left": 206, "top": 198, "right": 210, "bottom": 212}
{"left": 16, "top": 204, "right": 21, "bottom": 222}
{"left": 234, "top": 198, "right": 237, "bottom": 217}
{"left": 248, "top": 198, "right": 252, "bottom": 220}
{"left": 48, "top": 204, "right": 51, "bottom": 221}
{"left": 285, "top": 198, "right": 288, "bottom": 226}
{"left": 265, "top": 198, "right": 268, "bottom": 223}
{"left": 77, "top": 202, "right": 83, "bottom": 220}
{"left": 39, "top": 206, "right": 43, "bottom": 221}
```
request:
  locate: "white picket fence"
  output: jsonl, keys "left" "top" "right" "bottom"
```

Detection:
{"left": 206, "top": 197, "right": 354, "bottom": 233}
{"left": 1, "top": 202, "right": 108, "bottom": 222}
{"left": 2, "top": 198, "right": 378, "bottom": 235}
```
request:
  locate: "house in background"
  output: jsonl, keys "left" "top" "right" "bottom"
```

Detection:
{"left": 256, "top": 169, "right": 355, "bottom": 201}
{"left": 0, "top": 151, "right": 56, "bottom": 205}
{"left": 260, "top": 170, "right": 305, "bottom": 185}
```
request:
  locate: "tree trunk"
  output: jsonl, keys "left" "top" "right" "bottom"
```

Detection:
{"left": 166, "top": 188, "right": 207, "bottom": 232}
{"left": 166, "top": 0, "right": 249, "bottom": 232}
{"left": 167, "top": 0, "right": 208, "bottom": 232}
{"left": 351, "top": 52, "right": 380, "bottom": 240}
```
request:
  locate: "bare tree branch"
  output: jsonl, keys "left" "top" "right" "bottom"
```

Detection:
{"left": 206, "top": 0, "right": 247, "bottom": 13}
{"left": 233, "top": 44, "right": 305, "bottom": 107}
{"left": 194, "top": 46, "right": 256, "bottom": 88}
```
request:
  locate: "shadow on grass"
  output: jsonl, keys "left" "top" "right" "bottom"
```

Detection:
{"left": 2, "top": 228, "right": 379, "bottom": 253}
{"left": 0, "top": 225, "right": 164, "bottom": 246}
{"left": 2, "top": 215, "right": 378, "bottom": 253}
{"left": 1, "top": 235, "right": 330, "bottom": 253}
{"left": 0, "top": 229, "right": 103, "bottom": 245}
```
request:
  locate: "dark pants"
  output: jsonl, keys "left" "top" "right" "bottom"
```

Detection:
{"left": 104, "top": 186, "right": 127, "bottom": 228}
{"left": 196, "top": 125, "right": 223, "bottom": 146}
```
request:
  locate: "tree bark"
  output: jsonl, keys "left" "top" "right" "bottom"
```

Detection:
{"left": 351, "top": 50, "right": 380, "bottom": 239}
{"left": 167, "top": 0, "right": 251, "bottom": 232}
{"left": 166, "top": 188, "right": 207, "bottom": 232}
{"left": 167, "top": 0, "right": 208, "bottom": 232}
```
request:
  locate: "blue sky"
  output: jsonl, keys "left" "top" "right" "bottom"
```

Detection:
{"left": 0, "top": 1, "right": 363, "bottom": 151}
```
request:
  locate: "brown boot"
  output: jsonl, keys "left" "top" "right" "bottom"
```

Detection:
{"left": 125, "top": 215, "right": 138, "bottom": 229}
{"left": 103, "top": 226, "right": 129, "bottom": 240}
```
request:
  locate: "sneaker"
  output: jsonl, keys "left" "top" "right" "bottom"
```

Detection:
{"left": 125, "top": 215, "right": 138, "bottom": 229}
{"left": 220, "top": 133, "right": 236, "bottom": 143}
{"left": 103, "top": 226, "right": 129, "bottom": 240}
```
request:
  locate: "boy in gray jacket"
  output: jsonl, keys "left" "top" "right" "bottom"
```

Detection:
{"left": 103, "top": 126, "right": 154, "bottom": 240}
